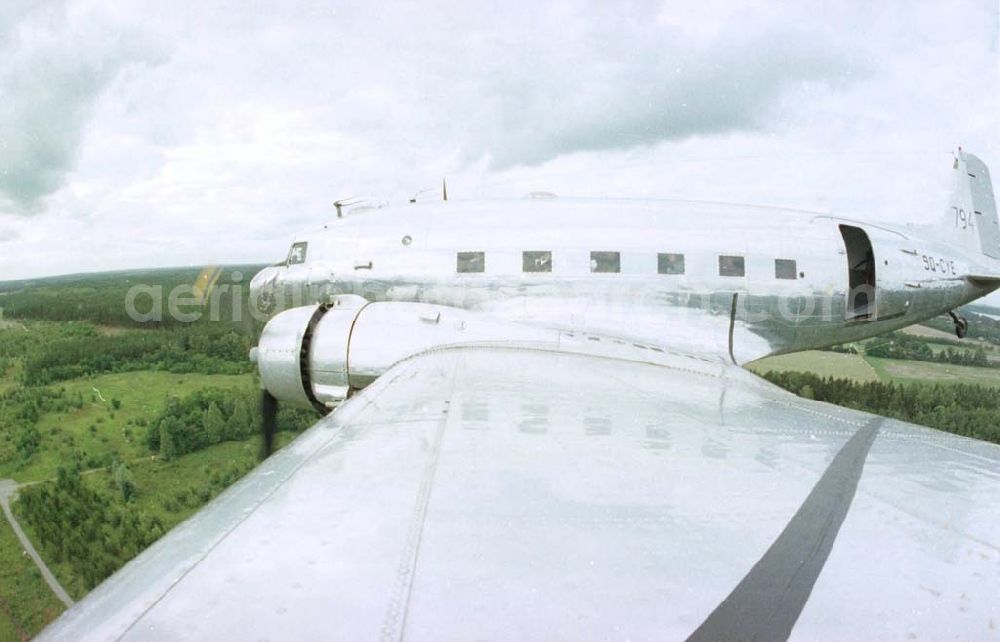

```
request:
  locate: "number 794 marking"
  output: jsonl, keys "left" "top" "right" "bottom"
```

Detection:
{"left": 953, "top": 206, "right": 976, "bottom": 230}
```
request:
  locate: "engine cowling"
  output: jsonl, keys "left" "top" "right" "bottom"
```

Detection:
{"left": 250, "top": 296, "right": 557, "bottom": 411}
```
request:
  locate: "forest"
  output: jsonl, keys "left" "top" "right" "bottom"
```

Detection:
{"left": 15, "top": 466, "right": 166, "bottom": 590}
{"left": 20, "top": 324, "right": 254, "bottom": 386}
{"left": 861, "top": 331, "right": 993, "bottom": 367}
{"left": 144, "top": 385, "right": 313, "bottom": 460}
{"left": 762, "top": 370, "right": 1000, "bottom": 445}
{"left": 0, "top": 267, "right": 317, "bottom": 620}
{"left": 0, "top": 265, "right": 264, "bottom": 328}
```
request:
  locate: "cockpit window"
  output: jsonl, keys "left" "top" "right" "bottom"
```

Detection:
{"left": 457, "top": 251, "right": 485, "bottom": 273}
{"left": 287, "top": 242, "right": 308, "bottom": 265}
{"left": 590, "top": 251, "right": 620, "bottom": 273}
{"left": 523, "top": 251, "right": 552, "bottom": 273}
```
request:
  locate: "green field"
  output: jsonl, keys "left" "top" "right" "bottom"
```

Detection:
{"left": 866, "top": 357, "right": 1000, "bottom": 387}
{"left": 747, "top": 350, "right": 879, "bottom": 382}
{"left": 751, "top": 323, "right": 1000, "bottom": 388}
{"left": 899, "top": 324, "right": 959, "bottom": 341}
{"left": 0, "top": 352, "right": 308, "bottom": 620}
{"left": 752, "top": 351, "right": 1000, "bottom": 387}
{"left": 0, "top": 371, "right": 254, "bottom": 485}
{"left": 0, "top": 268, "right": 314, "bottom": 638}
{"left": 0, "top": 359, "right": 272, "bottom": 634}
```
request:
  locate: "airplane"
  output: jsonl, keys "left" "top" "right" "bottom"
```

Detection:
{"left": 39, "top": 149, "right": 1000, "bottom": 640}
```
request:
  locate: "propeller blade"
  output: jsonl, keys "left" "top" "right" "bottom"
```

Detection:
{"left": 261, "top": 389, "right": 278, "bottom": 459}
{"left": 192, "top": 266, "right": 223, "bottom": 305}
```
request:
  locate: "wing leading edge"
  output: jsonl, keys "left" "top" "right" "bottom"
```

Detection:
{"left": 39, "top": 348, "right": 1000, "bottom": 641}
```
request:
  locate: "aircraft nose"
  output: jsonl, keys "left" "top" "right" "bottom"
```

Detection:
{"left": 249, "top": 266, "right": 283, "bottom": 313}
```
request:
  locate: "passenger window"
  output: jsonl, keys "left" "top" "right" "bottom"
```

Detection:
{"left": 590, "top": 251, "right": 620, "bottom": 273}
{"left": 523, "top": 251, "right": 552, "bottom": 273}
{"left": 719, "top": 255, "right": 745, "bottom": 277}
{"left": 775, "top": 259, "right": 797, "bottom": 280}
{"left": 287, "top": 242, "right": 308, "bottom": 265}
{"left": 658, "top": 253, "right": 685, "bottom": 275}
{"left": 457, "top": 251, "right": 485, "bottom": 273}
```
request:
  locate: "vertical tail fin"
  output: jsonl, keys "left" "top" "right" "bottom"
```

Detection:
{"left": 945, "top": 149, "right": 1000, "bottom": 259}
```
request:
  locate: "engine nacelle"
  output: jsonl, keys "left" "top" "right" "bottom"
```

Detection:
{"left": 250, "top": 296, "right": 557, "bottom": 412}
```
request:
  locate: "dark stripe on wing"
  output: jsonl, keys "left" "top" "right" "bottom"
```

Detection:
{"left": 687, "top": 417, "right": 882, "bottom": 642}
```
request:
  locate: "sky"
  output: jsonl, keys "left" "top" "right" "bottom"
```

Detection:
{"left": 0, "top": 0, "right": 998, "bottom": 296}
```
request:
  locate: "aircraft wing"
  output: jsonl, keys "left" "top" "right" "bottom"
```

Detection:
{"left": 39, "top": 348, "right": 1000, "bottom": 641}
{"left": 968, "top": 273, "right": 1000, "bottom": 286}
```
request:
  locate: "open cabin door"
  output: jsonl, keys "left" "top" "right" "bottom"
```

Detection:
{"left": 840, "top": 225, "right": 876, "bottom": 321}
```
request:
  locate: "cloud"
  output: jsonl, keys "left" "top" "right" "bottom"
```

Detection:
{"left": 0, "top": 227, "right": 19, "bottom": 243}
{"left": 107, "top": 2, "right": 853, "bottom": 175}
{"left": 0, "top": 0, "right": 45, "bottom": 42}
{"left": 466, "top": 34, "right": 852, "bottom": 168}
{"left": 227, "top": 1, "right": 858, "bottom": 170}
{"left": 0, "top": 2, "right": 162, "bottom": 212}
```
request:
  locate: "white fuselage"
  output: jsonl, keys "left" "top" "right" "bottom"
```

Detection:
{"left": 250, "top": 198, "right": 999, "bottom": 364}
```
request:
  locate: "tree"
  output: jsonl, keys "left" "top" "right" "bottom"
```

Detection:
{"left": 159, "top": 418, "right": 180, "bottom": 461}
{"left": 16, "top": 425, "right": 41, "bottom": 458}
{"left": 112, "top": 460, "right": 136, "bottom": 501}
{"left": 203, "top": 402, "right": 226, "bottom": 444}
{"left": 227, "top": 398, "right": 252, "bottom": 440}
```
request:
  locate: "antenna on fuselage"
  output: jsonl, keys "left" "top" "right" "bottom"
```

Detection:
{"left": 409, "top": 188, "right": 432, "bottom": 203}
{"left": 443, "top": 178, "right": 448, "bottom": 201}
{"left": 333, "top": 197, "right": 362, "bottom": 218}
